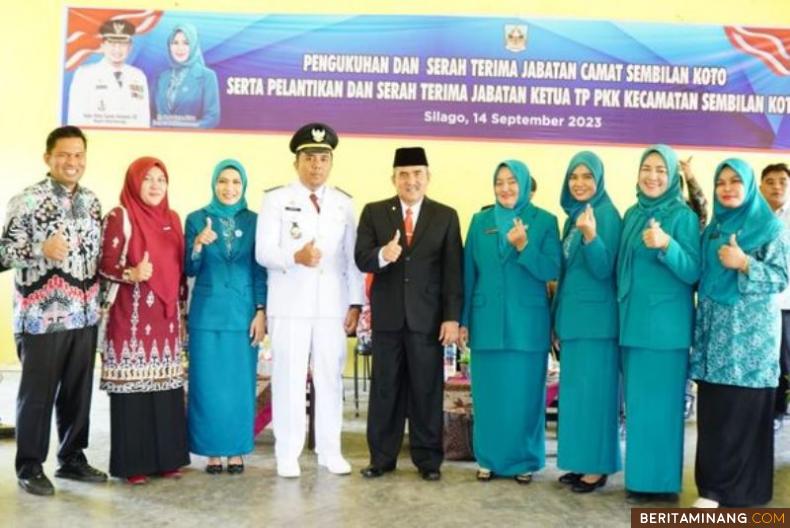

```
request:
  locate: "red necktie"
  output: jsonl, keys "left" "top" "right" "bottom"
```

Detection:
{"left": 404, "top": 207, "right": 414, "bottom": 246}
{"left": 309, "top": 193, "right": 320, "bottom": 213}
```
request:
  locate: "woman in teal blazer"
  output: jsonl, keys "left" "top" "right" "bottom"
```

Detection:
{"left": 555, "top": 151, "right": 622, "bottom": 493}
{"left": 617, "top": 144, "right": 701, "bottom": 502}
{"left": 185, "top": 159, "right": 267, "bottom": 474}
{"left": 154, "top": 23, "right": 220, "bottom": 128}
{"left": 460, "top": 159, "right": 561, "bottom": 483}
{"left": 691, "top": 159, "right": 788, "bottom": 508}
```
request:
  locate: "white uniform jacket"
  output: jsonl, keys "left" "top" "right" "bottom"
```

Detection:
{"left": 256, "top": 181, "right": 364, "bottom": 318}
{"left": 67, "top": 60, "right": 150, "bottom": 128}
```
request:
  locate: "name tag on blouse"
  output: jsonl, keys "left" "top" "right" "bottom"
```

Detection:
{"left": 485, "top": 228, "right": 498, "bottom": 235}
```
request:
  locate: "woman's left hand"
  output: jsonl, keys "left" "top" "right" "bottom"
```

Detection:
{"left": 718, "top": 234, "right": 749, "bottom": 272}
{"left": 507, "top": 218, "right": 528, "bottom": 251}
{"left": 249, "top": 310, "right": 266, "bottom": 346}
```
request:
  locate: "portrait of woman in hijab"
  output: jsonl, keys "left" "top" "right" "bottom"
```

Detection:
{"left": 459, "top": 159, "right": 561, "bottom": 484}
{"left": 616, "top": 144, "right": 701, "bottom": 503}
{"left": 184, "top": 159, "right": 267, "bottom": 475}
{"left": 691, "top": 158, "right": 788, "bottom": 508}
{"left": 99, "top": 157, "right": 190, "bottom": 485}
{"left": 153, "top": 23, "right": 220, "bottom": 128}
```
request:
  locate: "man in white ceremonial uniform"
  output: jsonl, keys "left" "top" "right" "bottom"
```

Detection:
{"left": 256, "top": 123, "right": 364, "bottom": 477}
{"left": 67, "top": 19, "right": 150, "bottom": 128}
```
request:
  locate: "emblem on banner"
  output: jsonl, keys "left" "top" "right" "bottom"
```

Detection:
{"left": 504, "top": 24, "right": 528, "bottom": 52}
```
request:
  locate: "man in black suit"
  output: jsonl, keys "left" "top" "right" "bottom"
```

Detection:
{"left": 355, "top": 147, "right": 463, "bottom": 481}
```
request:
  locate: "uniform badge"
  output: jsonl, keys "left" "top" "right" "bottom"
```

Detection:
{"left": 311, "top": 128, "right": 326, "bottom": 143}
{"left": 290, "top": 222, "right": 302, "bottom": 239}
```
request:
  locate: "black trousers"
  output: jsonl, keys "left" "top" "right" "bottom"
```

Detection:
{"left": 366, "top": 328, "right": 444, "bottom": 471}
{"left": 15, "top": 326, "right": 97, "bottom": 477}
{"left": 776, "top": 311, "right": 790, "bottom": 417}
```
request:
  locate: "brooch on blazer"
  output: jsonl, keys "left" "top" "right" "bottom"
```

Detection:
{"left": 290, "top": 222, "right": 302, "bottom": 239}
{"left": 234, "top": 229, "right": 243, "bottom": 238}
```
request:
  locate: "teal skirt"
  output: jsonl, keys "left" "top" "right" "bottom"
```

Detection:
{"left": 622, "top": 347, "right": 688, "bottom": 493}
{"left": 188, "top": 329, "right": 258, "bottom": 456}
{"left": 471, "top": 349, "right": 547, "bottom": 476}
{"left": 557, "top": 339, "right": 622, "bottom": 474}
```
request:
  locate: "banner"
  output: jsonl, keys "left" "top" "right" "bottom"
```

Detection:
{"left": 61, "top": 8, "right": 790, "bottom": 150}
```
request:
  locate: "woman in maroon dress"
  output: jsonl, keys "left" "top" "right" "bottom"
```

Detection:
{"left": 99, "top": 157, "right": 190, "bottom": 484}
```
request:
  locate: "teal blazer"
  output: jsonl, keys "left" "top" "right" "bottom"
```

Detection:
{"left": 617, "top": 206, "right": 701, "bottom": 349}
{"left": 461, "top": 204, "right": 561, "bottom": 351}
{"left": 185, "top": 209, "right": 267, "bottom": 331}
{"left": 555, "top": 201, "right": 622, "bottom": 341}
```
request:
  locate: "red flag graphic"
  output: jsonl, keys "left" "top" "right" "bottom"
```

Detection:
{"left": 724, "top": 25, "right": 790, "bottom": 76}
{"left": 65, "top": 8, "right": 164, "bottom": 71}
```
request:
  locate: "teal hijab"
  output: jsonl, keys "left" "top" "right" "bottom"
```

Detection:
{"left": 493, "top": 159, "right": 531, "bottom": 254}
{"left": 699, "top": 158, "right": 784, "bottom": 305}
{"left": 204, "top": 159, "right": 248, "bottom": 218}
{"left": 168, "top": 23, "right": 205, "bottom": 69}
{"left": 616, "top": 144, "right": 687, "bottom": 301}
{"left": 560, "top": 151, "right": 613, "bottom": 238}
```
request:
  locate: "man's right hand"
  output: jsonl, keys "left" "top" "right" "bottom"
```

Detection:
{"left": 42, "top": 225, "right": 69, "bottom": 261}
{"left": 381, "top": 229, "right": 402, "bottom": 263}
{"left": 294, "top": 239, "right": 322, "bottom": 267}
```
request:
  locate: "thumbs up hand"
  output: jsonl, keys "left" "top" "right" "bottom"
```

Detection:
{"left": 130, "top": 251, "right": 154, "bottom": 282}
{"left": 507, "top": 217, "right": 528, "bottom": 251}
{"left": 718, "top": 233, "right": 749, "bottom": 272}
{"left": 42, "top": 224, "right": 69, "bottom": 261}
{"left": 576, "top": 203, "right": 597, "bottom": 242}
{"left": 642, "top": 218, "right": 670, "bottom": 250}
{"left": 295, "top": 239, "right": 322, "bottom": 267}
{"left": 195, "top": 217, "right": 217, "bottom": 247}
{"left": 382, "top": 229, "right": 403, "bottom": 263}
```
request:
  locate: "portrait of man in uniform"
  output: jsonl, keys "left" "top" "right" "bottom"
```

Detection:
{"left": 67, "top": 18, "right": 150, "bottom": 128}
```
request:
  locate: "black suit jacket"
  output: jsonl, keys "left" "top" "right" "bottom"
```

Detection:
{"left": 355, "top": 196, "right": 463, "bottom": 334}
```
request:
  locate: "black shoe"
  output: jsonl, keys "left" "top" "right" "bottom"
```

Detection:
{"left": 55, "top": 460, "right": 107, "bottom": 483}
{"left": 571, "top": 475, "right": 607, "bottom": 493}
{"left": 18, "top": 472, "right": 55, "bottom": 496}
{"left": 420, "top": 469, "right": 441, "bottom": 481}
{"left": 626, "top": 490, "right": 678, "bottom": 504}
{"left": 227, "top": 463, "right": 244, "bottom": 475}
{"left": 205, "top": 464, "right": 223, "bottom": 475}
{"left": 558, "top": 472, "right": 582, "bottom": 485}
{"left": 360, "top": 465, "right": 395, "bottom": 478}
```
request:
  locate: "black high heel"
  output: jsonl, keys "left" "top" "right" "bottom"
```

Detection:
{"left": 558, "top": 472, "right": 582, "bottom": 485}
{"left": 205, "top": 464, "right": 223, "bottom": 475}
{"left": 571, "top": 474, "right": 607, "bottom": 493}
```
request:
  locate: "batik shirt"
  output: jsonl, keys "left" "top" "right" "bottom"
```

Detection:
{"left": 0, "top": 178, "right": 102, "bottom": 334}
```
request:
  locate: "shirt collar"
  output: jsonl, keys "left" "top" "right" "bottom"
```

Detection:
{"left": 47, "top": 175, "right": 80, "bottom": 197}
{"left": 400, "top": 198, "right": 424, "bottom": 217}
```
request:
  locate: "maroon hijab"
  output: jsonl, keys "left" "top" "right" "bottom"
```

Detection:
{"left": 120, "top": 157, "right": 184, "bottom": 317}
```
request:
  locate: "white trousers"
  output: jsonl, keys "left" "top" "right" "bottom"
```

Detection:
{"left": 269, "top": 316, "right": 347, "bottom": 463}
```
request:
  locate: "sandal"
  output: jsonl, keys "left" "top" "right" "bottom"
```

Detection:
{"left": 126, "top": 475, "right": 147, "bottom": 485}
{"left": 476, "top": 468, "right": 493, "bottom": 481}
{"left": 514, "top": 473, "right": 532, "bottom": 485}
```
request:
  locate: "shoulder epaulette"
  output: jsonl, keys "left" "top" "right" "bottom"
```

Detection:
{"left": 334, "top": 186, "right": 352, "bottom": 198}
{"left": 264, "top": 185, "right": 283, "bottom": 193}
{"left": 480, "top": 204, "right": 494, "bottom": 211}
